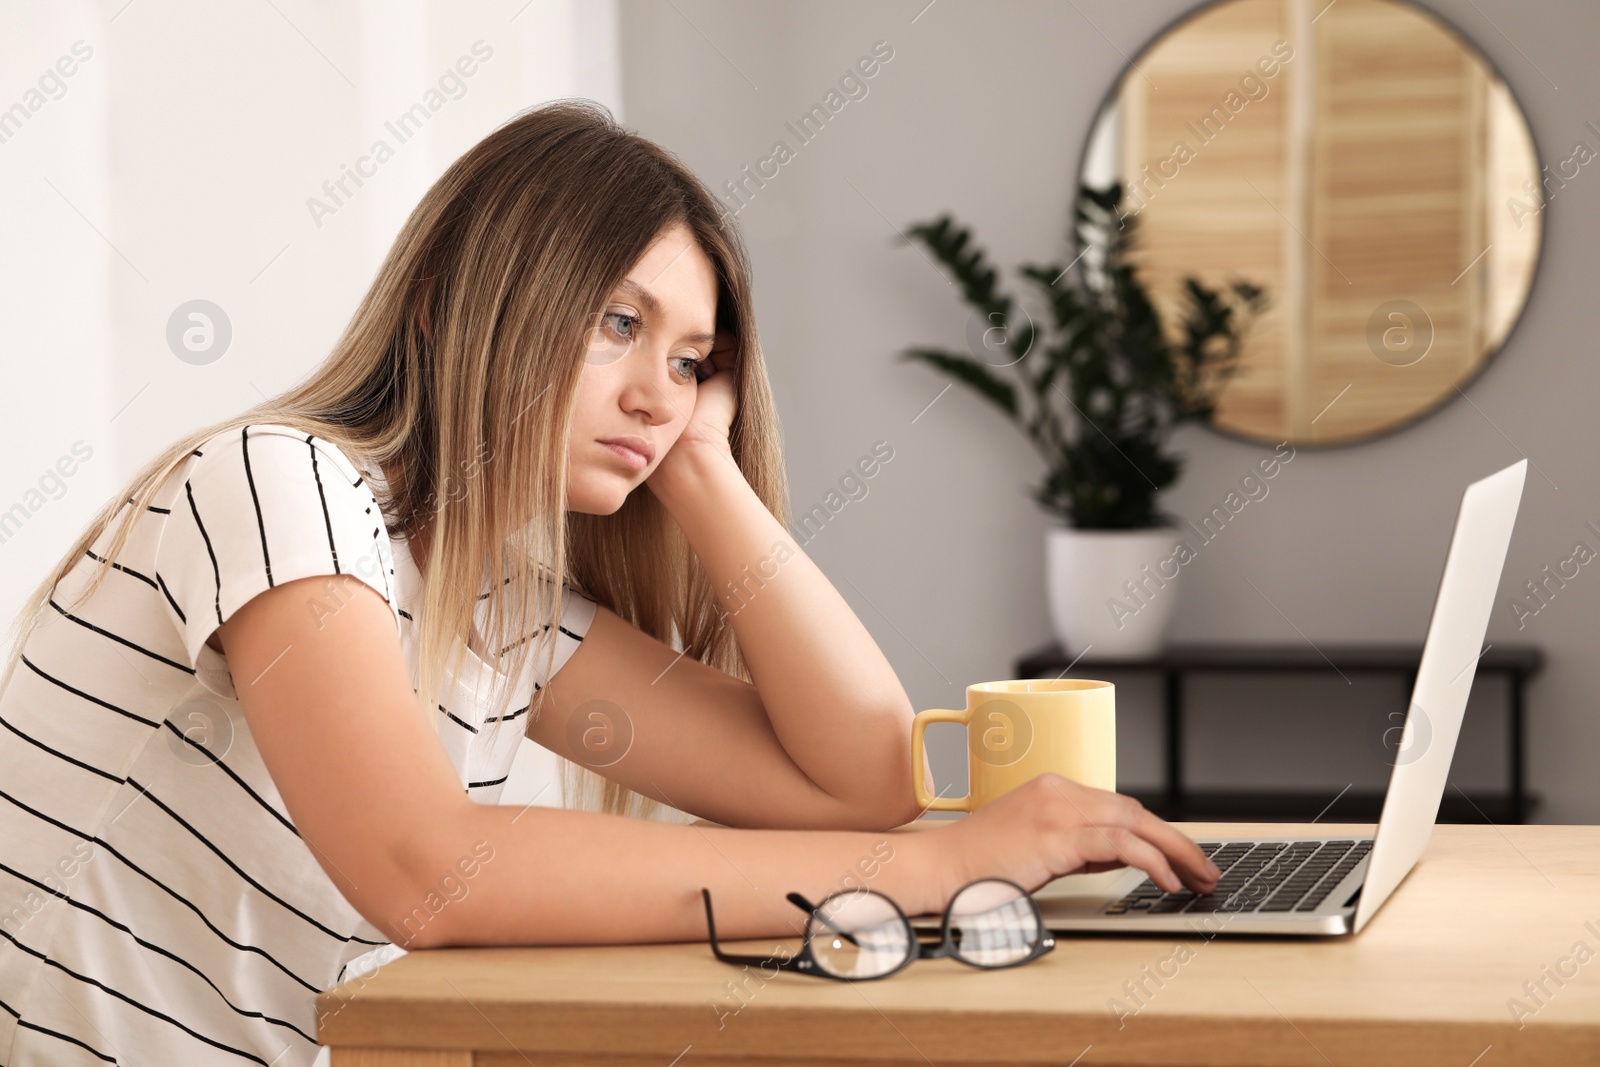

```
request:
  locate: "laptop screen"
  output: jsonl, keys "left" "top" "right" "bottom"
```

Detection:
{"left": 1355, "top": 459, "right": 1527, "bottom": 931}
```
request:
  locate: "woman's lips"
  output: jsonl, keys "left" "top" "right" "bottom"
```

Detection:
{"left": 599, "top": 439, "right": 651, "bottom": 471}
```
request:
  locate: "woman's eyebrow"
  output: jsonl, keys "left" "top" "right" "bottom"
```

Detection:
{"left": 615, "top": 277, "right": 717, "bottom": 349}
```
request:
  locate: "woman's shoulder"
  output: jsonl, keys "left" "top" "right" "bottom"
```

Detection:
{"left": 150, "top": 419, "right": 387, "bottom": 547}
{"left": 186, "top": 421, "right": 373, "bottom": 486}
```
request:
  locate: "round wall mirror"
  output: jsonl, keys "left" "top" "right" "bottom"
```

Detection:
{"left": 1080, "top": 0, "right": 1543, "bottom": 447}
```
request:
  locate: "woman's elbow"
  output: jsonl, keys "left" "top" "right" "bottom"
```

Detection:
{"left": 378, "top": 806, "right": 489, "bottom": 949}
{"left": 824, "top": 788, "right": 924, "bottom": 833}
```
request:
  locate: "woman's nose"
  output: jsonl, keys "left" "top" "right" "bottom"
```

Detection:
{"left": 617, "top": 348, "right": 680, "bottom": 423}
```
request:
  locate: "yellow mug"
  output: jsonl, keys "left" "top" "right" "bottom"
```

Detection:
{"left": 911, "top": 679, "right": 1116, "bottom": 812}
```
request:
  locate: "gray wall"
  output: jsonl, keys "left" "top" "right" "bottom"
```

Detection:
{"left": 618, "top": 0, "right": 1599, "bottom": 822}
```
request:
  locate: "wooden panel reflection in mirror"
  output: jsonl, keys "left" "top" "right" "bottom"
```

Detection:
{"left": 1079, "top": 0, "right": 1542, "bottom": 447}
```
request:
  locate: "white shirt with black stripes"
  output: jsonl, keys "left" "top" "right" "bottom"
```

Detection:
{"left": 0, "top": 422, "right": 598, "bottom": 1067}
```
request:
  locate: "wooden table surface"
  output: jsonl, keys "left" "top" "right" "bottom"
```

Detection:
{"left": 315, "top": 820, "right": 1600, "bottom": 1066}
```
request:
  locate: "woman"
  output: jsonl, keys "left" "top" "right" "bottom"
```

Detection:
{"left": 0, "top": 99, "right": 1217, "bottom": 1066}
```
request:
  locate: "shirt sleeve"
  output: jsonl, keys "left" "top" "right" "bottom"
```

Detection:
{"left": 474, "top": 573, "right": 599, "bottom": 700}
{"left": 153, "top": 422, "right": 399, "bottom": 671}
{"left": 536, "top": 583, "right": 599, "bottom": 687}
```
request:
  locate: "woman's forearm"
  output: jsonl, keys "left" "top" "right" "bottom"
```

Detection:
{"left": 398, "top": 800, "right": 942, "bottom": 949}
{"left": 649, "top": 441, "right": 921, "bottom": 825}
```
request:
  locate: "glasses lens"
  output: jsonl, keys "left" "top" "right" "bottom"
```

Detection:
{"left": 946, "top": 879, "right": 1042, "bottom": 967}
{"left": 806, "top": 889, "right": 913, "bottom": 979}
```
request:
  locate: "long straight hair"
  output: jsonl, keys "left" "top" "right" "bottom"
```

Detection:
{"left": 0, "top": 99, "right": 790, "bottom": 821}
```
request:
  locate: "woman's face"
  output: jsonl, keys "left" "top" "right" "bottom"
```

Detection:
{"left": 566, "top": 221, "right": 720, "bottom": 515}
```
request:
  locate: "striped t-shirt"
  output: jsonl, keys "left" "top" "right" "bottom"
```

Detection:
{"left": 0, "top": 422, "right": 597, "bottom": 1067}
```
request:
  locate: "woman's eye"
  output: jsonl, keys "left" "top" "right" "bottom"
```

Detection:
{"left": 602, "top": 310, "right": 640, "bottom": 342}
{"left": 671, "top": 355, "right": 708, "bottom": 383}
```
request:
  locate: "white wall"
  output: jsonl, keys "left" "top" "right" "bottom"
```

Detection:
{"left": 1, "top": 4, "right": 116, "bottom": 614}
{"left": 615, "top": 0, "right": 1600, "bottom": 823}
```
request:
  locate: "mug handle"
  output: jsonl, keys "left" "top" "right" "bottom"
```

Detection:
{"left": 912, "top": 708, "right": 974, "bottom": 813}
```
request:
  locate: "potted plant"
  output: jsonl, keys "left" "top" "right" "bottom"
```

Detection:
{"left": 895, "top": 182, "right": 1268, "bottom": 658}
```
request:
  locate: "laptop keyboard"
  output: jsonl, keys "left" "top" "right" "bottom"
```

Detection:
{"left": 1103, "top": 839, "right": 1374, "bottom": 916}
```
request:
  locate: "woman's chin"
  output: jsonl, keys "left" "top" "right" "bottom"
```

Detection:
{"left": 566, "top": 479, "right": 632, "bottom": 516}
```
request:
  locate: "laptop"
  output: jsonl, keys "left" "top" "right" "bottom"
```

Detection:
{"left": 912, "top": 458, "right": 1528, "bottom": 937}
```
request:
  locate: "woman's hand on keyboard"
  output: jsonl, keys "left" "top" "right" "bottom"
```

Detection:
{"left": 929, "top": 773, "right": 1221, "bottom": 903}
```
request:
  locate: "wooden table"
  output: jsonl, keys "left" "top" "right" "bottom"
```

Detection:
{"left": 316, "top": 820, "right": 1600, "bottom": 1065}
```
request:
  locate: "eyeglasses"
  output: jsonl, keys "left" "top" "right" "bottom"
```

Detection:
{"left": 700, "top": 877, "right": 1055, "bottom": 981}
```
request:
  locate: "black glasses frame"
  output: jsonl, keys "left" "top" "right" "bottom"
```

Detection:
{"left": 700, "top": 877, "right": 1056, "bottom": 982}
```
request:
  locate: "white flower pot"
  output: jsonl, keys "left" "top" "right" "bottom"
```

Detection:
{"left": 1045, "top": 525, "right": 1183, "bottom": 661}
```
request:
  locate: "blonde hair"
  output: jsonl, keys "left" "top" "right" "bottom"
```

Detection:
{"left": 0, "top": 99, "right": 790, "bottom": 822}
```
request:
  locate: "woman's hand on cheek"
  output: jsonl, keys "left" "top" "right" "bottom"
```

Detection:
{"left": 647, "top": 329, "right": 738, "bottom": 491}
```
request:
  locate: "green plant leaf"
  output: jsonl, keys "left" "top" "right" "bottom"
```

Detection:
{"left": 897, "top": 347, "right": 1018, "bottom": 419}
{"left": 893, "top": 180, "right": 1268, "bottom": 529}
{"left": 900, "top": 214, "right": 1012, "bottom": 321}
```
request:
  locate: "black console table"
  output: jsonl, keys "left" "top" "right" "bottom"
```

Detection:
{"left": 1015, "top": 642, "right": 1545, "bottom": 824}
